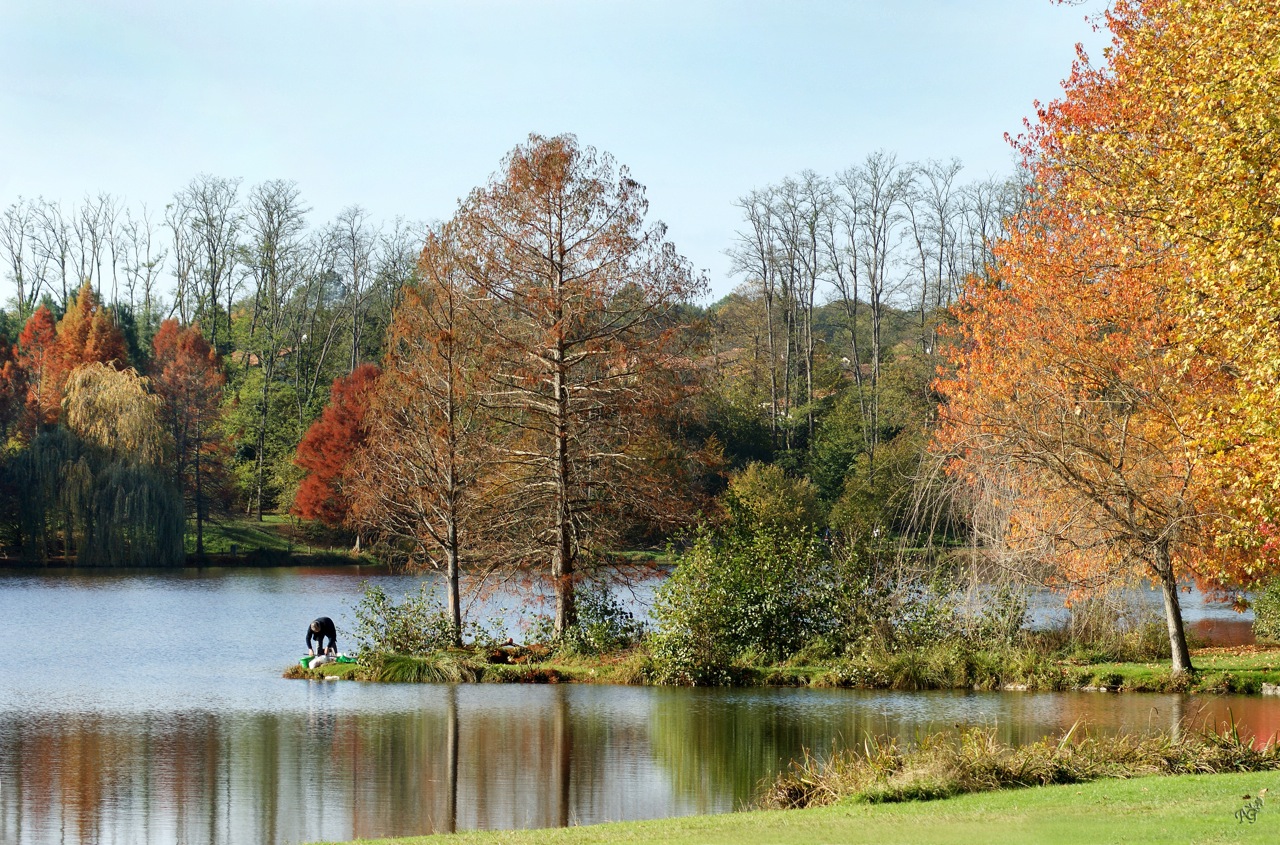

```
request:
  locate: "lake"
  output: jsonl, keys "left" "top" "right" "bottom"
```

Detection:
{"left": 1, "top": 566, "right": 1276, "bottom": 845}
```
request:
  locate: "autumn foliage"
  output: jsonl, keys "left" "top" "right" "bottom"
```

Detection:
{"left": 293, "top": 363, "right": 381, "bottom": 527}
{"left": 451, "top": 134, "right": 705, "bottom": 635}
{"left": 15, "top": 305, "right": 62, "bottom": 427}
{"left": 936, "top": 0, "right": 1280, "bottom": 672}
{"left": 151, "top": 319, "right": 227, "bottom": 554}
{"left": 13, "top": 283, "right": 129, "bottom": 429}
{"left": 1031, "top": 0, "right": 1280, "bottom": 545}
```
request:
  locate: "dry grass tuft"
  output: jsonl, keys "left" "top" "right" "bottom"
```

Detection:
{"left": 761, "top": 720, "right": 1280, "bottom": 809}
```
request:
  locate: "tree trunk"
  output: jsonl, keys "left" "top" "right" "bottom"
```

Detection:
{"left": 254, "top": 370, "right": 269, "bottom": 521}
{"left": 445, "top": 684, "right": 459, "bottom": 834}
{"left": 1156, "top": 544, "right": 1193, "bottom": 675}
{"left": 446, "top": 526, "right": 462, "bottom": 648}
{"left": 554, "top": 686, "right": 572, "bottom": 829}
{"left": 552, "top": 357, "right": 576, "bottom": 637}
{"left": 194, "top": 414, "right": 204, "bottom": 557}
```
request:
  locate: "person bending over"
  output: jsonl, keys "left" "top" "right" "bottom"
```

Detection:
{"left": 307, "top": 616, "right": 337, "bottom": 656}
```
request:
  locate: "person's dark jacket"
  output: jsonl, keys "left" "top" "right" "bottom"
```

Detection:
{"left": 307, "top": 617, "right": 337, "bottom": 654}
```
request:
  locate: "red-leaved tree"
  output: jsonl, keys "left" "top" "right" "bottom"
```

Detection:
{"left": 293, "top": 363, "right": 381, "bottom": 539}
{"left": 15, "top": 305, "right": 61, "bottom": 429}
{"left": 0, "top": 339, "right": 26, "bottom": 440}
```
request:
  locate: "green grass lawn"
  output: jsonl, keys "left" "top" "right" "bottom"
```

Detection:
{"left": 184, "top": 513, "right": 358, "bottom": 557}
{"left": 311, "top": 772, "right": 1280, "bottom": 845}
{"left": 1075, "top": 648, "right": 1280, "bottom": 694}
{"left": 185, "top": 513, "right": 294, "bottom": 554}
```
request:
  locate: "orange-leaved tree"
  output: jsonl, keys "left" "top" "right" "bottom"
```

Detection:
{"left": 14, "top": 283, "right": 129, "bottom": 429}
{"left": 15, "top": 305, "right": 61, "bottom": 428}
{"left": 1034, "top": 0, "right": 1280, "bottom": 555}
{"left": 151, "top": 320, "right": 227, "bottom": 557}
{"left": 935, "top": 196, "right": 1238, "bottom": 673}
{"left": 56, "top": 281, "right": 129, "bottom": 381}
{"left": 0, "top": 339, "right": 25, "bottom": 440}
{"left": 293, "top": 362, "right": 381, "bottom": 542}
{"left": 935, "top": 0, "right": 1274, "bottom": 673}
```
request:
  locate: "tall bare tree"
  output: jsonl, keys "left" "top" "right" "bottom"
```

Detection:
{"left": 326, "top": 205, "right": 378, "bottom": 374}
{"left": 169, "top": 175, "right": 242, "bottom": 353}
{"left": 729, "top": 187, "right": 782, "bottom": 446}
{"left": 243, "top": 179, "right": 308, "bottom": 519}
{"left": 0, "top": 198, "right": 41, "bottom": 318}
{"left": 32, "top": 200, "right": 74, "bottom": 310}
{"left": 117, "top": 204, "right": 168, "bottom": 347}
{"left": 903, "top": 158, "right": 963, "bottom": 351}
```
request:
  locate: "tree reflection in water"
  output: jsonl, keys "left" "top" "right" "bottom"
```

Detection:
{"left": 3, "top": 685, "right": 1280, "bottom": 845}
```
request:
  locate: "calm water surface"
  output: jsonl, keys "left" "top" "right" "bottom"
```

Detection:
{"left": 1, "top": 567, "right": 1277, "bottom": 845}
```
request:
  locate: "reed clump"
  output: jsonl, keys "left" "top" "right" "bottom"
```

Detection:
{"left": 358, "top": 651, "right": 484, "bottom": 683}
{"left": 761, "top": 721, "right": 1280, "bottom": 809}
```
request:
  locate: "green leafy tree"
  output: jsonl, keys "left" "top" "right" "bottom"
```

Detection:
{"left": 651, "top": 517, "right": 835, "bottom": 684}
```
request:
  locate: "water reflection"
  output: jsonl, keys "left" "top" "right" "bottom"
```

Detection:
{"left": 7, "top": 684, "right": 1280, "bottom": 844}
{"left": 2, "top": 568, "right": 1278, "bottom": 845}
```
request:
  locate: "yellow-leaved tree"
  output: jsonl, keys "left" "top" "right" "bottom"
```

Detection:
{"left": 64, "top": 362, "right": 169, "bottom": 467}
{"left": 13, "top": 362, "right": 183, "bottom": 566}
{"left": 1039, "top": 0, "right": 1280, "bottom": 557}
{"left": 936, "top": 0, "right": 1280, "bottom": 673}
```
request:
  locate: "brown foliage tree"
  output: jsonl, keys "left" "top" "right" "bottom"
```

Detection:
{"left": 451, "top": 134, "right": 706, "bottom": 636}
{"left": 15, "top": 305, "right": 61, "bottom": 428}
{"left": 14, "top": 282, "right": 131, "bottom": 430}
{"left": 57, "top": 281, "right": 129, "bottom": 374}
{"left": 151, "top": 320, "right": 227, "bottom": 556}
{"left": 349, "top": 226, "right": 489, "bottom": 643}
{"left": 0, "top": 340, "right": 25, "bottom": 440}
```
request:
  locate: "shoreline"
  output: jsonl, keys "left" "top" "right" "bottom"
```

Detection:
{"left": 286, "top": 643, "right": 1280, "bottom": 696}
{"left": 0, "top": 549, "right": 380, "bottom": 569}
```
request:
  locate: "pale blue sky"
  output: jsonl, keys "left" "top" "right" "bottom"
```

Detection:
{"left": 0, "top": 0, "right": 1109, "bottom": 300}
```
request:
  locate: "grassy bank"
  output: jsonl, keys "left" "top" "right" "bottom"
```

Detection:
{"left": 286, "top": 643, "right": 1280, "bottom": 694}
{"left": 183, "top": 513, "right": 385, "bottom": 566}
{"left": 309, "top": 772, "right": 1280, "bottom": 844}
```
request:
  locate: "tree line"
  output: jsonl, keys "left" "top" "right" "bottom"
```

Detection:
{"left": 0, "top": 133, "right": 1026, "bottom": 643}
{"left": 12, "top": 0, "right": 1272, "bottom": 679}
{"left": 0, "top": 177, "right": 425, "bottom": 539}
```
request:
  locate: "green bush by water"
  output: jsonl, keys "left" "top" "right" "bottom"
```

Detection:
{"left": 534, "top": 581, "right": 649, "bottom": 656}
{"left": 1253, "top": 578, "right": 1280, "bottom": 642}
{"left": 649, "top": 517, "right": 838, "bottom": 684}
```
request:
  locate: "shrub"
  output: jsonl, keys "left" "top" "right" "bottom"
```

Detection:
{"left": 348, "top": 580, "right": 459, "bottom": 662}
{"left": 1253, "top": 578, "right": 1280, "bottom": 642}
{"left": 725, "top": 463, "right": 824, "bottom": 534}
{"left": 560, "top": 581, "right": 649, "bottom": 655}
{"left": 649, "top": 520, "right": 837, "bottom": 684}
{"left": 967, "top": 585, "right": 1029, "bottom": 647}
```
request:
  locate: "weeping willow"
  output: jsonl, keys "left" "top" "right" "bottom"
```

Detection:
{"left": 10, "top": 429, "right": 184, "bottom": 566}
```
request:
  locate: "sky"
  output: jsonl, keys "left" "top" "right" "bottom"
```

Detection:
{"left": 0, "top": 0, "right": 1111, "bottom": 302}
